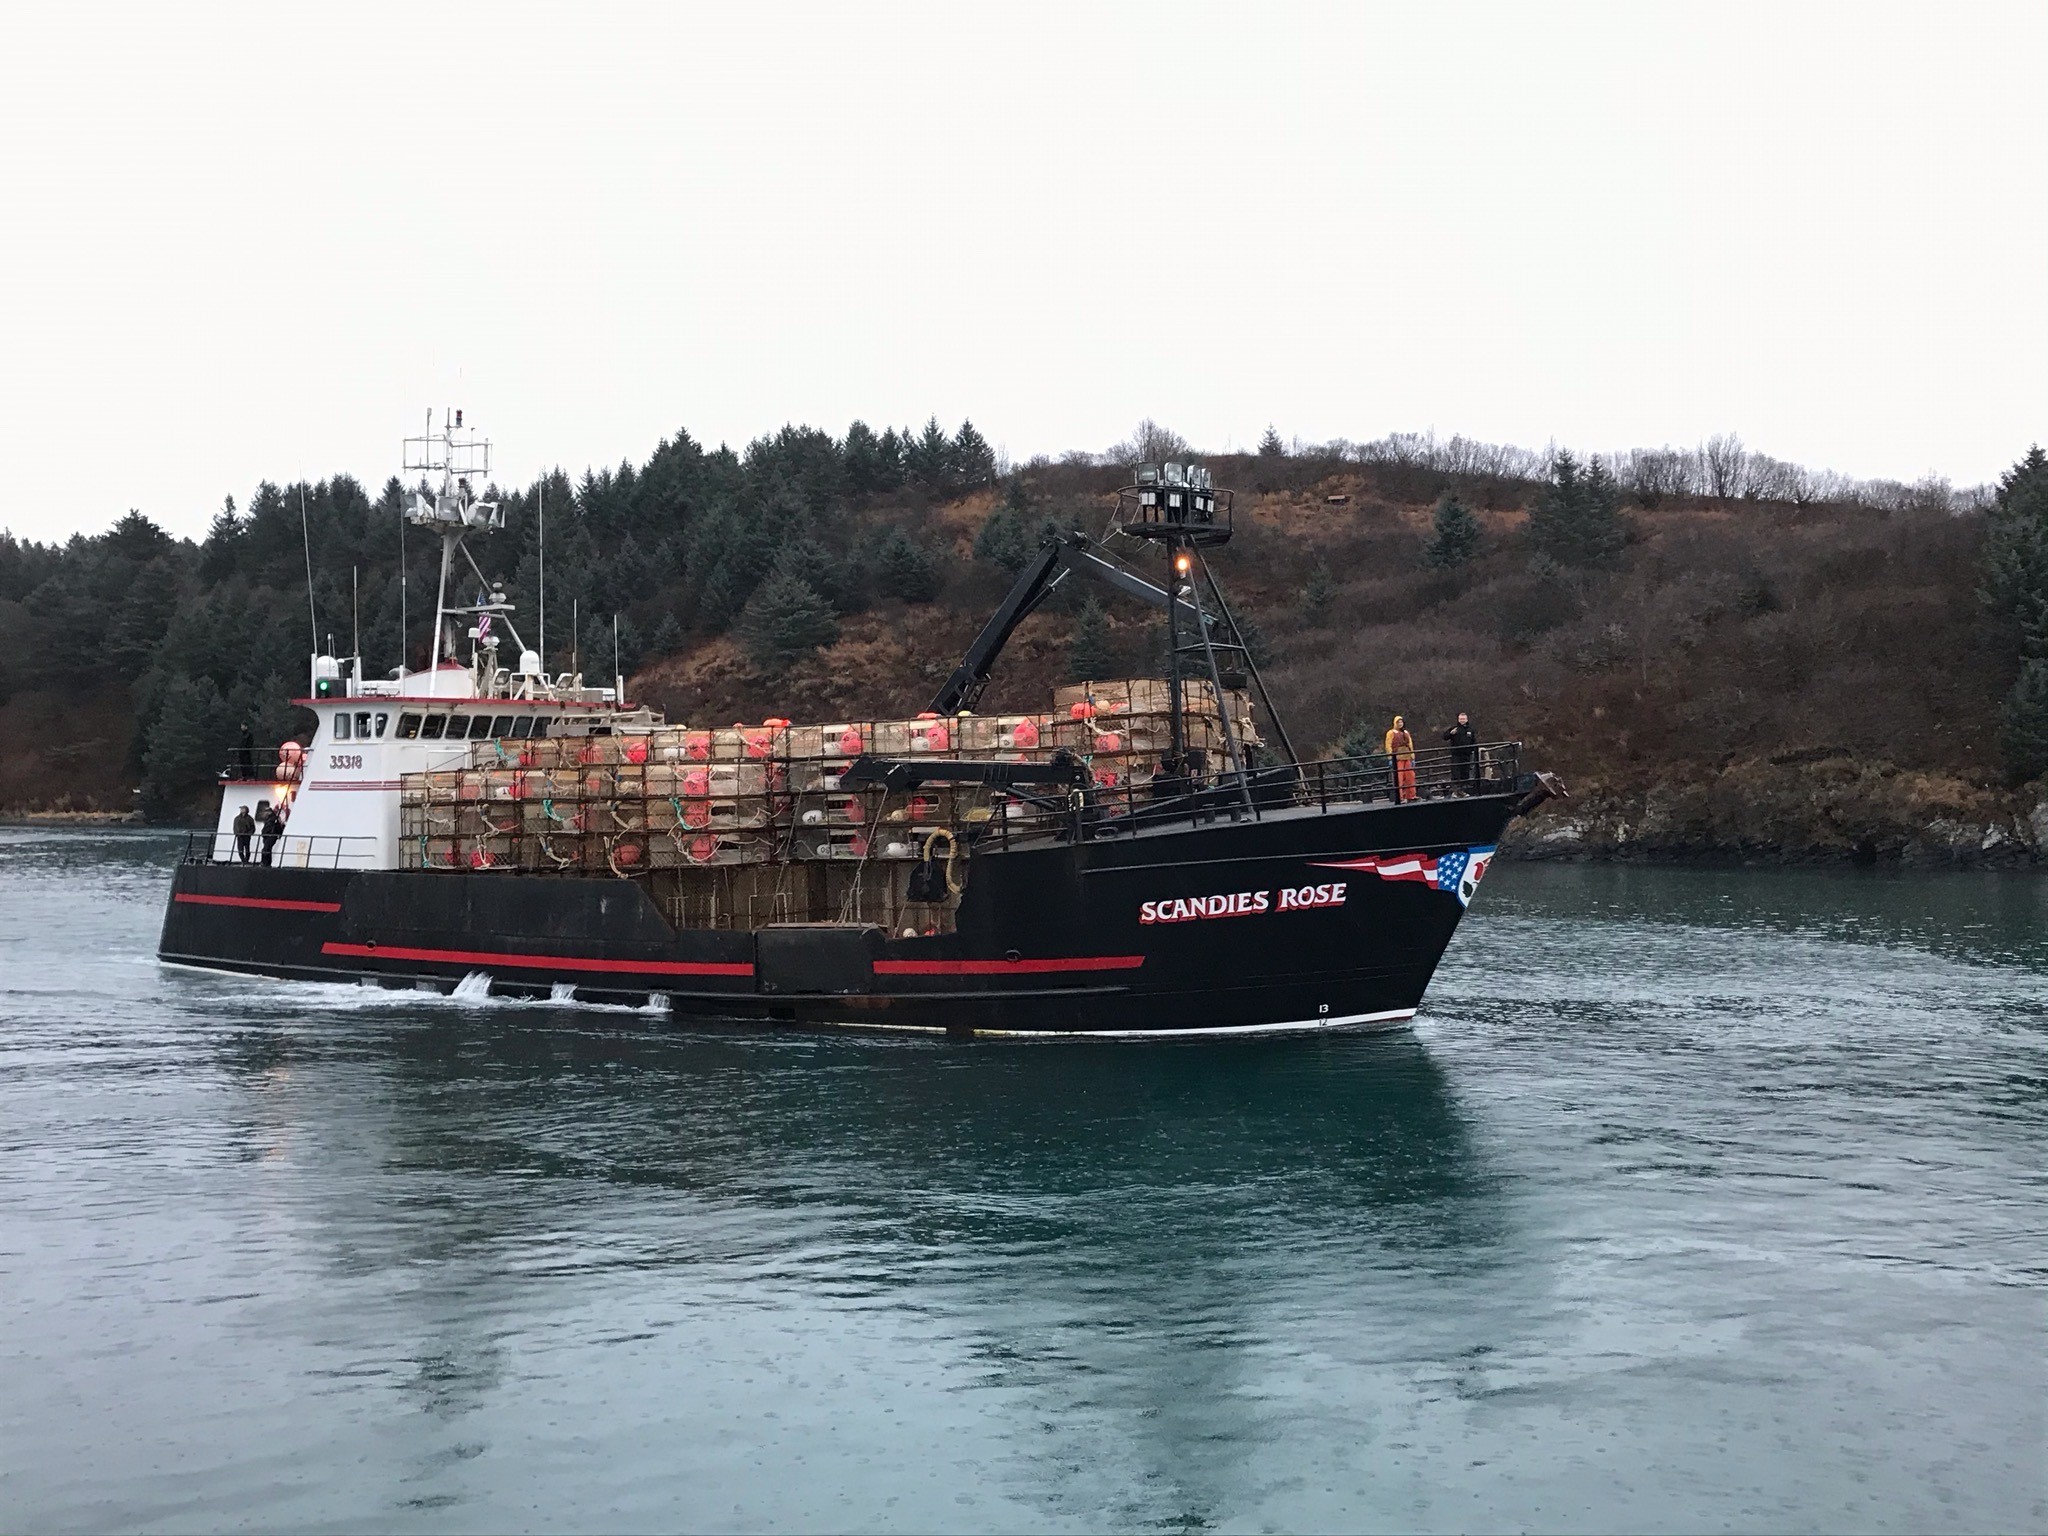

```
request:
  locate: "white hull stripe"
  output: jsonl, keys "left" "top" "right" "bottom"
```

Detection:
{"left": 157, "top": 960, "right": 1416, "bottom": 1042}
{"left": 302, "top": 781, "right": 403, "bottom": 791}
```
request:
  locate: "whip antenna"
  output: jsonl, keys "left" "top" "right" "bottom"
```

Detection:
{"left": 538, "top": 477, "right": 546, "bottom": 676}
{"left": 298, "top": 482, "right": 318, "bottom": 655}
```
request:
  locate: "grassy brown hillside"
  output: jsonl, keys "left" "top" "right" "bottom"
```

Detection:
{"left": 635, "top": 464, "right": 2039, "bottom": 863}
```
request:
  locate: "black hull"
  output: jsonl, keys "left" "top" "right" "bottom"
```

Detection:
{"left": 159, "top": 794, "right": 1519, "bottom": 1036}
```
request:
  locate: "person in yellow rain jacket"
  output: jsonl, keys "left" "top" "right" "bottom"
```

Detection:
{"left": 1385, "top": 716, "right": 1416, "bottom": 802}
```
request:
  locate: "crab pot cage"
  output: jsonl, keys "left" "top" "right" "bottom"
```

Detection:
{"left": 395, "top": 686, "right": 1262, "bottom": 930}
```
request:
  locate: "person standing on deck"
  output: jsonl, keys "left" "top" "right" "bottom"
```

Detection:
{"left": 256, "top": 801, "right": 282, "bottom": 865}
{"left": 231, "top": 805, "right": 255, "bottom": 863}
{"left": 1442, "top": 712, "right": 1477, "bottom": 789}
{"left": 1385, "top": 716, "right": 1416, "bottom": 802}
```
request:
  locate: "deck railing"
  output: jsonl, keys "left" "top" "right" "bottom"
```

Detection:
{"left": 988, "top": 740, "right": 1522, "bottom": 849}
{"left": 182, "top": 833, "right": 381, "bottom": 870}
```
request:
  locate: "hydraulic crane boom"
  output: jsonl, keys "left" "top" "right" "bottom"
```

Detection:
{"left": 926, "top": 531, "right": 1210, "bottom": 716}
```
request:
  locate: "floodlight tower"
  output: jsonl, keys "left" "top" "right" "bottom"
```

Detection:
{"left": 1112, "top": 463, "right": 1251, "bottom": 798}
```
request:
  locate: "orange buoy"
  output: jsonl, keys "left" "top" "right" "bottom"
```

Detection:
{"left": 624, "top": 739, "right": 648, "bottom": 764}
{"left": 684, "top": 801, "right": 711, "bottom": 830}
{"left": 906, "top": 795, "right": 934, "bottom": 822}
{"left": 925, "top": 724, "right": 950, "bottom": 751}
{"left": 686, "top": 834, "right": 719, "bottom": 864}
{"left": 1094, "top": 731, "right": 1122, "bottom": 753}
{"left": 1069, "top": 701, "right": 1094, "bottom": 720}
{"left": 841, "top": 796, "right": 867, "bottom": 824}
{"left": 763, "top": 717, "right": 791, "bottom": 728}
{"left": 837, "top": 727, "right": 864, "bottom": 755}
{"left": 684, "top": 732, "right": 711, "bottom": 761}
{"left": 682, "top": 769, "right": 710, "bottom": 798}
{"left": 1012, "top": 720, "right": 1039, "bottom": 748}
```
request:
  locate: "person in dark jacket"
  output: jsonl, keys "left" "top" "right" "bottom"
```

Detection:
{"left": 231, "top": 805, "right": 255, "bottom": 863}
{"left": 1442, "top": 712, "right": 1477, "bottom": 788}
{"left": 257, "top": 801, "right": 282, "bottom": 865}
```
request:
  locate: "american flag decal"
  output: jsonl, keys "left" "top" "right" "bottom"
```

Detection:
{"left": 1311, "top": 845, "right": 1496, "bottom": 907}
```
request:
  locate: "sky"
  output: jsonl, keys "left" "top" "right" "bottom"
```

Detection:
{"left": 1, "top": 1, "right": 2043, "bottom": 543}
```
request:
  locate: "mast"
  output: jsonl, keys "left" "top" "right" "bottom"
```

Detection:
{"left": 400, "top": 409, "right": 539, "bottom": 699}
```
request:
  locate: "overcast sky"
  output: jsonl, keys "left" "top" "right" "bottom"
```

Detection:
{"left": 1, "top": 2, "right": 2042, "bottom": 543}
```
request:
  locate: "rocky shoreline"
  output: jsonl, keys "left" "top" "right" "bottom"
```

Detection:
{"left": 1503, "top": 757, "right": 2048, "bottom": 866}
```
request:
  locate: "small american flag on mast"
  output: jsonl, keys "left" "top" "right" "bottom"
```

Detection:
{"left": 1312, "top": 845, "right": 1496, "bottom": 907}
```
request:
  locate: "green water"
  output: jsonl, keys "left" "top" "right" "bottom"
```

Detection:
{"left": 1, "top": 830, "right": 2043, "bottom": 1532}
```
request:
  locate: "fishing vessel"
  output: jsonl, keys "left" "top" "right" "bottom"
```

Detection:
{"left": 158, "top": 414, "right": 1564, "bottom": 1036}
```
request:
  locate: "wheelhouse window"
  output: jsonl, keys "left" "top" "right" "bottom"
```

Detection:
{"left": 333, "top": 713, "right": 352, "bottom": 741}
{"left": 419, "top": 714, "right": 446, "bottom": 740}
{"left": 374, "top": 713, "right": 389, "bottom": 738}
{"left": 354, "top": 711, "right": 373, "bottom": 738}
{"left": 457, "top": 715, "right": 486, "bottom": 740}
{"left": 489, "top": 715, "right": 514, "bottom": 738}
{"left": 397, "top": 713, "right": 422, "bottom": 740}
{"left": 511, "top": 716, "right": 537, "bottom": 739}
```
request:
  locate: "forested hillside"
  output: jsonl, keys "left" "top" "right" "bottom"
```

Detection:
{"left": 4, "top": 418, "right": 2045, "bottom": 860}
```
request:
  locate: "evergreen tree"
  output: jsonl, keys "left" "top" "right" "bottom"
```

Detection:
{"left": 200, "top": 496, "right": 241, "bottom": 582}
{"left": 906, "top": 417, "right": 952, "bottom": 490}
{"left": 1422, "top": 492, "right": 1483, "bottom": 569}
{"left": 1528, "top": 451, "right": 1625, "bottom": 568}
{"left": 767, "top": 536, "right": 847, "bottom": 613}
{"left": 1258, "top": 425, "right": 1286, "bottom": 458}
{"left": 973, "top": 506, "right": 1035, "bottom": 572}
{"left": 1003, "top": 475, "right": 1030, "bottom": 513}
{"left": 738, "top": 572, "right": 839, "bottom": 675}
{"left": 874, "top": 528, "right": 941, "bottom": 602}
{"left": 139, "top": 673, "right": 231, "bottom": 818}
{"left": 1999, "top": 659, "right": 2048, "bottom": 780}
{"left": 1299, "top": 559, "right": 1336, "bottom": 622}
{"left": 648, "top": 612, "right": 685, "bottom": 659}
{"left": 873, "top": 428, "right": 908, "bottom": 493}
{"left": 952, "top": 420, "right": 996, "bottom": 488}
{"left": 1980, "top": 445, "right": 2048, "bottom": 778}
{"left": 1067, "top": 597, "right": 1115, "bottom": 682}
{"left": 1980, "top": 444, "right": 2048, "bottom": 660}
{"left": 843, "top": 420, "right": 895, "bottom": 498}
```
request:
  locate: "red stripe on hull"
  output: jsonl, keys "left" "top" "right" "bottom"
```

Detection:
{"left": 319, "top": 941, "right": 752, "bottom": 978}
{"left": 873, "top": 955, "right": 1145, "bottom": 976}
{"left": 175, "top": 893, "right": 344, "bottom": 913}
